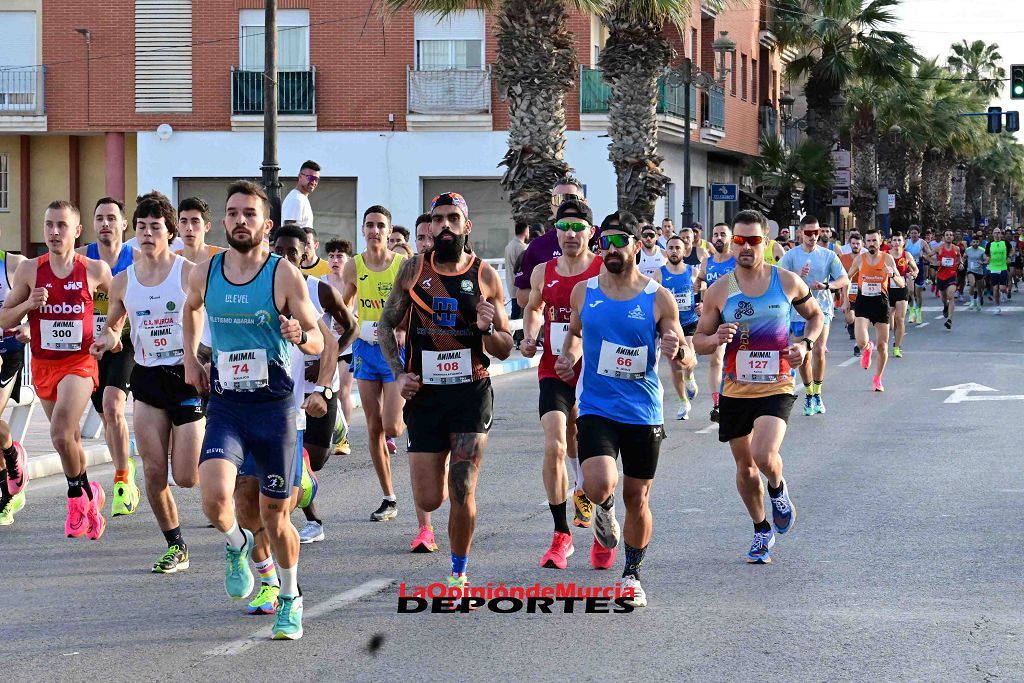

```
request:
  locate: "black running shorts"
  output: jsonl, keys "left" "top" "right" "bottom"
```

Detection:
{"left": 854, "top": 295, "right": 890, "bottom": 325}
{"left": 576, "top": 413, "right": 664, "bottom": 480}
{"left": 0, "top": 348, "right": 24, "bottom": 404}
{"left": 937, "top": 276, "right": 957, "bottom": 292}
{"left": 887, "top": 286, "right": 908, "bottom": 306}
{"left": 405, "top": 378, "right": 493, "bottom": 453}
{"left": 538, "top": 377, "right": 575, "bottom": 418}
{"left": 92, "top": 340, "right": 136, "bottom": 412}
{"left": 130, "top": 365, "right": 205, "bottom": 426}
{"left": 303, "top": 393, "right": 339, "bottom": 451}
{"left": 717, "top": 393, "right": 796, "bottom": 443}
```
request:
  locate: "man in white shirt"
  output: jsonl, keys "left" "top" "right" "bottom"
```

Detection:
{"left": 281, "top": 160, "right": 320, "bottom": 229}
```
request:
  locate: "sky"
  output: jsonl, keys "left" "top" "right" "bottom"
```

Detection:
{"left": 893, "top": 0, "right": 1024, "bottom": 138}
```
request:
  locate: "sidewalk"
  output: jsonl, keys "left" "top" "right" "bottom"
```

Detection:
{"left": 15, "top": 352, "right": 540, "bottom": 481}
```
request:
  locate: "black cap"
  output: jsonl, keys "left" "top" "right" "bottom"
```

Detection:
{"left": 599, "top": 210, "right": 641, "bottom": 240}
{"left": 554, "top": 197, "right": 593, "bottom": 225}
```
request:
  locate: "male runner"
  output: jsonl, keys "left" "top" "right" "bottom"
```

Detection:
{"left": 77, "top": 197, "right": 141, "bottom": 518}
{"left": 839, "top": 231, "right": 863, "bottom": 349}
{"left": 340, "top": 206, "right": 406, "bottom": 521}
{"left": 0, "top": 244, "right": 29, "bottom": 526}
{"left": 654, "top": 235, "right": 701, "bottom": 420}
{"left": 184, "top": 180, "right": 324, "bottom": 640}
{"left": 175, "top": 196, "right": 225, "bottom": 263}
{"left": 414, "top": 214, "right": 434, "bottom": 253}
{"left": 657, "top": 218, "right": 675, "bottom": 248}
{"left": 325, "top": 238, "right": 355, "bottom": 456}
{"left": 984, "top": 228, "right": 1011, "bottom": 314}
{"left": 638, "top": 225, "right": 667, "bottom": 277}
{"left": 848, "top": 229, "right": 903, "bottom": 391}
{"left": 556, "top": 210, "right": 693, "bottom": 607}
{"left": 887, "top": 232, "right": 918, "bottom": 358}
{"left": 91, "top": 192, "right": 205, "bottom": 572}
{"left": 521, "top": 198, "right": 602, "bottom": 568}
{"left": 933, "top": 230, "right": 961, "bottom": 329}
{"left": 678, "top": 226, "right": 707, "bottom": 269}
{"left": 515, "top": 177, "right": 585, "bottom": 309}
{"left": 693, "top": 209, "right": 821, "bottom": 564}
{"left": 964, "top": 232, "right": 987, "bottom": 311}
{"left": 697, "top": 222, "right": 737, "bottom": 422}
{"left": 388, "top": 226, "right": 411, "bottom": 252}
{"left": 777, "top": 216, "right": 849, "bottom": 416}
{"left": 378, "top": 192, "right": 513, "bottom": 590}
{"left": 904, "top": 225, "right": 930, "bottom": 324}
{"left": 299, "top": 226, "right": 331, "bottom": 278}
{"left": 0, "top": 201, "right": 113, "bottom": 539}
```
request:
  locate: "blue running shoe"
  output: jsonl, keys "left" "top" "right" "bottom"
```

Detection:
{"left": 684, "top": 378, "right": 699, "bottom": 401}
{"left": 812, "top": 394, "right": 826, "bottom": 415}
{"left": 803, "top": 394, "right": 814, "bottom": 416}
{"left": 769, "top": 479, "right": 795, "bottom": 535}
{"left": 225, "top": 528, "right": 255, "bottom": 599}
{"left": 272, "top": 594, "right": 304, "bottom": 640}
{"left": 746, "top": 528, "right": 776, "bottom": 564}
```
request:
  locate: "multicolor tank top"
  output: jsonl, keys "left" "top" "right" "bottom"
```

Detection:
{"left": 722, "top": 267, "right": 793, "bottom": 399}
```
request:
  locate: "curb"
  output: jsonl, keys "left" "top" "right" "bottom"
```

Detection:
{"left": 24, "top": 355, "right": 542, "bottom": 481}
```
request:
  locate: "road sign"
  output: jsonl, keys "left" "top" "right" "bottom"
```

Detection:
{"left": 888, "top": 193, "right": 896, "bottom": 209}
{"left": 931, "top": 383, "right": 1024, "bottom": 404}
{"left": 831, "top": 149, "right": 851, "bottom": 169}
{"left": 710, "top": 183, "right": 738, "bottom": 202}
{"left": 829, "top": 188, "right": 850, "bottom": 207}
{"left": 833, "top": 170, "right": 850, "bottom": 187}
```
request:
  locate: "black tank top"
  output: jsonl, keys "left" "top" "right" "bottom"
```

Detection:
{"left": 683, "top": 247, "right": 701, "bottom": 267}
{"left": 406, "top": 253, "right": 489, "bottom": 382}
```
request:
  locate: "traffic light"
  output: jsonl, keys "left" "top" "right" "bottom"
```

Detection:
{"left": 1008, "top": 111, "right": 1020, "bottom": 133}
{"left": 1012, "top": 65, "right": 1024, "bottom": 99}
{"left": 988, "top": 106, "right": 1003, "bottom": 134}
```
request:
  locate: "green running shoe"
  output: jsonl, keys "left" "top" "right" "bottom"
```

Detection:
{"left": 225, "top": 528, "right": 255, "bottom": 599}
{"left": 152, "top": 544, "right": 190, "bottom": 574}
{"left": 112, "top": 457, "right": 141, "bottom": 517}
{"left": 272, "top": 594, "right": 304, "bottom": 640}
{"left": 247, "top": 583, "right": 280, "bottom": 615}
{"left": 0, "top": 491, "right": 25, "bottom": 525}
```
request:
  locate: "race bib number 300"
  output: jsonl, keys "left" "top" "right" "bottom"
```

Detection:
{"left": 41, "top": 319, "right": 83, "bottom": 351}
{"left": 422, "top": 348, "right": 472, "bottom": 385}
{"left": 597, "top": 340, "right": 647, "bottom": 380}
{"left": 216, "top": 349, "right": 269, "bottom": 391}
{"left": 737, "top": 350, "right": 780, "bottom": 383}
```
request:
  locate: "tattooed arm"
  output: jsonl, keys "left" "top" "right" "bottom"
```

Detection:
{"left": 378, "top": 255, "right": 420, "bottom": 388}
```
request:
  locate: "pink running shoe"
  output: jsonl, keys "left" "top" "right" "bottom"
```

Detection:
{"left": 540, "top": 531, "right": 574, "bottom": 569}
{"left": 873, "top": 375, "right": 885, "bottom": 392}
{"left": 65, "top": 495, "right": 89, "bottom": 538}
{"left": 590, "top": 538, "right": 616, "bottom": 570}
{"left": 409, "top": 525, "right": 438, "bottom": 553}
{"left": 386, "top": 437, "right": 397, "bottom": 455}
{"left": 85, "top": 482, "right": 107, "bottom": 541}
{"left": 860, "top": 341, "right": 874, "bottom": 370}
{"left": 5, "top": 441, "right": 28, "bottom": 495}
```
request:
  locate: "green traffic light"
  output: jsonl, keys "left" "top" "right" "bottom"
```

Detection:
{"left": 1015, "top": 84, "right": 1024, "bottom": 96}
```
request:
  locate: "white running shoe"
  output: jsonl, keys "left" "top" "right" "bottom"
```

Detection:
{"left": 298, "top": 521, "right": 324, "bottom": 543}
{"left": 622, "top": 576, "right": 647, "bottom": 608}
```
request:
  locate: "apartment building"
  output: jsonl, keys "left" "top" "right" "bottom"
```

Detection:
{"left": 0, "top": 1, "right": 781, "bottom": 257}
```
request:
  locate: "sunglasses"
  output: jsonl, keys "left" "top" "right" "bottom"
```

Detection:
{"left": 600, "top": 233, "right": 633, "bottom": 249}
{"left": 551, "top": 193, "right": 583, "bottom": 206}
{"left": 803, "top": 230, "right": 820, "bottom": 236}
{"left": 732, "top": 235, "right": 764, "bottom": 246}
{"left": 555, "top": 220, "right": 590, "bottom": 233}
{"left": 302, "top": 174, "right": 320, "bottom": 182}
{"left": 641, "top": 232, "right": 657, "bottom": 239}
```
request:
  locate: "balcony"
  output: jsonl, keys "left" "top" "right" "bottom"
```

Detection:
{"left": 0, "top": 66, "right": 46, "bottom": 131}
{"left": 579, "top": 67, "right": 698, "bottom": 141}
{"left": 700, "top": 86, "right": 726, "bottom": 144}
{"left": 407, "top": 66, "right": 492, "bottom": 131}
{"left": 230, "top": 67, "right": 316, "bottom": 131}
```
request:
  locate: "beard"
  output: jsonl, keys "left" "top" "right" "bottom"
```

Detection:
{"left": 433, "top": 229, "right": 467, "bottom": 263}
{"left": 225, "top": 226, "right": 260, "bottom": 253}
{"left": 667, "top": 254, "right": 682, "bottom": 265}
{"left": 867, "top": 246, "right": 877, "bottom": 254}
{"left": 604, "top": 254, "right": 627, "bottom": 273}
{"left": 714, "top": 240, "right": 726, "bottom": 253}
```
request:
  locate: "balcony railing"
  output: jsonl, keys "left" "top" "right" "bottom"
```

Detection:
{"left": 0, "top": 66, "right": 45, "bottom": 115}
{"left": 231, "top": 67, "right": 315, "bottom": 116}
{"left": 407, "top": 66, "right": 491, "bottom": 115}
{"left": 580, "top": 67, "right": 696, "bottom": 120}
{"left": 706, "top": 86, "right": 726, "bottom": 130}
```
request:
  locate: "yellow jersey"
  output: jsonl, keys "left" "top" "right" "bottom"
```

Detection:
{"left": 302, "top": 257, "right": 331, "bottom": 278}
{"left": 354, "top": 252, "right": 404, "bottom": 343}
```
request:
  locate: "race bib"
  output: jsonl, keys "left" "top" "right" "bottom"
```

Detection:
{"left": 674, "top": 291, "right": 693, "bottom": 310}
{"left": 941, "top": 257, "right": 954, "bottom": 268}
{"left": 93, "top": 314, "right": 107, "bottom": 339}
{"left": 597, "top": 340, "right": 647, "bottom": 380}
{"left": 862, "top": 281, "right": 882, "bottom": 296}
{"left": 41, "top": 319, "right": 82, "bottom": 351}
{"left": 216, "top": 348, "right": 269, "bottom": 391}
{"left": 736, "top": 350, "right": 780, "bottom": 383}
{"left": 422, "top": 348, "right": 472, "bottom": 385}
{"left": 848, "top": 283, "right": 859, "bottom": 296}
{"left": 141, "top": 321, "right": 184, "bottom": 361}
{"left": 359, "top": 320, "right": 379, "bottom": 344}
{"left": 548, "top": 323, "right": 569, "bottom": 356}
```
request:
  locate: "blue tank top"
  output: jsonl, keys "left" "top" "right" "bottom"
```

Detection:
{"left": 205, "top": 252, "right": 292, "bottom": 402}
{"left": 87, "top": 242, "right": 134, "bottom": 275}
{"left": 578, "top": 277, "right": 662, "bottom": 425}
{"left": 0, "top": 250, "right": 23, "bottom": 354}
{"left": 706, "top": 255, "right": 736, "bottom": 286}
{"left": 660, "top": 264, "right": 698, "bottom": 325}
{"left": 905, "top": 238, "right": 924, "bottom": 261}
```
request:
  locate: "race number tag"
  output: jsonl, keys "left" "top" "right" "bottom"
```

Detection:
{"left": 941, "top": 257, "right": 955, "bottom": 268}
{"left": 674, "top": 291, "right": 693, "bottom": 310}
{"left": 848, "top": 283, "right": 859, "bottom": 296}
{"left": 93, "top": 314, "right": 107, "bottom": 339}
{"left": 41, "top": 319, "right": 83, "bottom": 351}
{"left": 216, "top": 348, "right": 269, "bottom": 391}
{"left": 359, "top": 320, "right": 379, "bottom": 344}
{"left": 737, "top": 350, "right": 780, "bottom": 383}
{"left": 141, "top": 320, "right": 184, "bottom": 360}
{"left": 548, "top": 323, "right": 569, "bottom": 356}
{"left": 422, "top": 348, "right": 472, "bottom": 385}
{"left": 597, "top": 340, "right": 647, "bottom": 380}
{"left": 862, "top": 281, "right": 882, "bottom": 296}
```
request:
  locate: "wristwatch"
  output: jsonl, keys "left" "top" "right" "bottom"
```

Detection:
{"left": 299, "top": 329, "right": 308, "bottom": 345}
{"left": 315, "top": 385, "right": 335, "bottom": 401}
{"left": 481, "top": 321, "right": 495, "bottom": 336}
{"left": 800, "top": 337, "right": 814, "bottom": 352}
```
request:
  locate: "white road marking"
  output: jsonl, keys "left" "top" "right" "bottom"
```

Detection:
{"left": 917, "top": 322, "right": 930, "bottom": 328}
{"left": 838, "top": 357, "right": 859, "bottom": 368}
{"left": 934, "top": 315, "right": 945, "bottom": 320}
{"left": 203, "top": 578, "right": 395, "bottom": 656}
{"left": 695, "top": 424, "right": 716, "bottom": 434}
{"left": 932, "top": 383, "right": 1024, "bottom": 404}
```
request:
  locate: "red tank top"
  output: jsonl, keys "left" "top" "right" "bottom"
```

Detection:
{"left": 539, "top": 255, "right": 603, "bottom": 384}
{"left": 29, "top": 253, "right": 94, "bottom": 361}
{"left": 936, "top": 245, "right": 959, "bottom": 281}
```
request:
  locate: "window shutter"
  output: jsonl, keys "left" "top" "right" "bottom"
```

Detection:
{"left": 135, "top": 0, "right": 192, "bottom": 113}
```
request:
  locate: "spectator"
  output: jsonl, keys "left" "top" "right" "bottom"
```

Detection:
{"left": 281, "top": 160, "right": 320, "bottom": 228}
{"left": 505, "top": 223, "right": 529, "bottom": 347}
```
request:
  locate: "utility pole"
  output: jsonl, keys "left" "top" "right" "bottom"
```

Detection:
{"left": 261, "top": 0, "right": 282, "bottom": 229}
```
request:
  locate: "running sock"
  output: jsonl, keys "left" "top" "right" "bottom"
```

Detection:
{"left": 812, "top": 381, "right": 823, "bottom": 396}
{"left": 2, "top": 443, "right": 18, "bottom": 477}
{"left": 754, "top": 518, "right": 771, "bottom": 534}
{"left": 598, "top": 494, "right": 615, "bottom": 511}
{"left": 66, "top": 474, "right": 83, "bottom": 498}
{"left": 622, "top": 543, "right": 647, "bottom": 580}
{"left": 766, "top": 480, "right": 784, "bottom": 498}
{"left": 451, "top": 552, "right": 468, "bottom": 576}
{"left": 804, "top": 384, "right": 813, "bottom": 397}
{"left": 569, "top": 456, "right": 584, "bottom": 489}
{"left": 114, "top": 469, "right": 129, "bottom": 484}
{"left": 712, "top": 392, "right": 720, "bottom": 407}
{"left": 383, "top": 495, "right": 397, "bottom": 503}
{"left": 255, "top": 557, "right": 280, "bottom": 587}
{"left": 550, "top": 501, "right": 570, "bottom": 534}
{"left": 162, "top": 526, "right": 185, "bottom": 549}
{"left": 80, "top": 471, "right": 93, "bottom": 500}
{"left": 302, "top": 506, "right": 323, "bottom": 525}
{"left": 0, "top": 477, "right": 10, "bottom": 509}
{"left": 224, "top": 521, "right": 246, "bottom": 548}
{"left": 279, "top": 564, "right": 299, "bottom": 597}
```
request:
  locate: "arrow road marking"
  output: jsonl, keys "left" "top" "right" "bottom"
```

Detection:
{"left": 931, "top": 383, "right": 1024, "bottom": 404}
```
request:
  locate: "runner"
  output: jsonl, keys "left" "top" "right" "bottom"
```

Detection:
{"left": 520, "top": 198, "right": 602, "bottom": 568}
{"left": 0, "top": 244, "right": 29, "bottom": 526}
{"left": 839, "top": 231, "right": 863, "bottom": 351}
{"left": 693, "top": 209, "right": 822, "bottom": 564}
{"left": 984, "top": 228, "right": 1011, "bottom": 314}
{"left": 174, "top": 196, "right": 225, "bottom": 263}
{"left": 555, "top": 209, "right": 693, "bottom": 607}
{"left": 90, "top": 192, "right": 205, "bottom": 572}
{"left": 378, "top": 191, "right": 513, "bottom": 591}
{"left": 777, "top": 216, "right": 848, "bottom": 416}
{"left": 887, "top": 232, "right": 918, "bottom": 358}
{"left": 299, "top": 226, "right": 331, "bottom": 278}
{"left": 847, "top": 229, "right": 904, "bottom": 391}
{"left": 697, "top": 222, "right": 737, "bottom": 422}
{"left": 637, "top": 225, "right": 667, "bottom": 277}
{"left": 926, "top": 228, "right": 941, "bottom": 297}
{"left": 653, "top": 234, "right": 701, "bottom": 420}
{"left": 904, "top": 225, "right": 930, "bottom": 324}
{"left": 0, "top": 200, "right": 112, "bottom": 539}
{"left": 514, "top": 177, "right": 585, "bottom": 309}
{"left": 340, "top": 206, "right": 406, "bottom": 521}
{"left": 933, "top": 230, "right": 961, "bottom": 330}
{"left": 76, "top": 197, "right": 141, "bottom": 518}
{"left": 325, "top": 238, "right": 355, "bottom": 456}
{"left": 657, "top": 218, "right": 675, "bottom": 249}
{"left": 679, "top": 225, "right": 707, "bottom": 269}
{"left": 184, "top": 180, "right": 324, "bottom": 640}
{"left": 414, "top": 213, "right": 434, "bottom": 253}
{"left": 388, "top": 226, "right": 411, "bottom": 253}
{"left": 964, "top": 232, "right": 986, "bottom": 311}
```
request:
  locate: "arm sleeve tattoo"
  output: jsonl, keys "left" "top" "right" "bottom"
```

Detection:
{"left": 378, "top": 257, "right": 419, "bottom": 378}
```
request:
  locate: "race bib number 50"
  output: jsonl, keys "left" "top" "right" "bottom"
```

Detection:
{"left": 597, "top": 340, "right": 647, "bottom": 380}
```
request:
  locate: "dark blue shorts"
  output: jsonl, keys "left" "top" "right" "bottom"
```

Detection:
{"left": 238, "top": 429, "right": 304, "bottom": 489}
{"left": 200, "top": 396, "right": 297, "bottom": 499}
{"left": 989, "top": 271, "right": 1009, "bottom": 287}
{"left": 915, "top": 260, "right": 927, "bottom": 286}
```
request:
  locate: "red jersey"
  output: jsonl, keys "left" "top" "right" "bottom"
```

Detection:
{"left": 936, "top": 245, "right": 959, "bottom": 281}
{"left": 29, "top": 253, "right": 94, "bottom": 362}
{"left": 539, "top": 255, "right": 602, "bottom": 384}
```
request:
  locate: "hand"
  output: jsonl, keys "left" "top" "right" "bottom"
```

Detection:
{"left": 185, "top": 355, "right": 210, "bottom": 395}
{"left": 554, "top": 353, "right": 576, "bottom": 383}
{"left": 715, "top": 323, "right": 739, "bottom": 345}
{"left": 785, "top": 341, "right": 807, "bottom": 366}
{"left": 396, "top": 372, "right": 422, "bottom": 400}
{"left": 800, "top": 262, "right": 811, "bottom": 278}
{"left": 811, "top": 281, "right": 825, "bottom": 291}
{"left": 88, "top": 329, "right": 120, "bottom": 359}
{"left": 884, "top": 265, "right": 896, "bottom": 277}
{"left": 13, "top": 325, "right": 30, "bottom": 344}
{"left": 301, "top": 392, "right": 328, "bottom": 418}
{"left": 660, "top": 329, "right": 680, "bottom": 362}
{"left": 476, "top": 300, "right": 496, "bottom": 331}
{"left": 26, "top": 287, "right": 48, "bottom": 310}
{"left": 520, "top": 338, "right": 538, "bottom": 358}
{"left": 279, "top": 314, "right": 303, "bottom": 344}
{"left": 304, "top": 359, "right": 321, "bottom": 383}
{"left": 695, "top": 302, "right": 703, "bottom": 316}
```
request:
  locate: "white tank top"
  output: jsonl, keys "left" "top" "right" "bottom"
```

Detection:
{"left": 638, "top": 247, "right": 667, "bottom": 277}
{"left": 0, "top": 251, "right": 13, "bottom": 305}
{"left": 125, "top": 256, "right": 187, "bottom": 367}
{"left": 303, "top": 276, "right": 340, "bottom": 393}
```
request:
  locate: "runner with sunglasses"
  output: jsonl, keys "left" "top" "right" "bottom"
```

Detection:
{"left": 638, "top": 225, "right": 667, "bottom": 277}
{"left": 521, "top": 198, "right": 602, "bottom": 568}
{"left": 694, "top": 210, "right": 822, "bottom": 564}
{"left": 653, "top": 235, "right": 700, "bottom": 420}
{"left": 697, "top": 223, "right": 736, "bottom": 422}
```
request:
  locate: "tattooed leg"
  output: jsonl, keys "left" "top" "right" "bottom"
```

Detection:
{"left": 448, "top": 432, "right": 486, "bottom": 556}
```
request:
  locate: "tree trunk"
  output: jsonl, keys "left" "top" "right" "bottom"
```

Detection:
{"left": 850, "top": 117, "right": 877, "bottom": 232}
{"left": 802, "top": 70, "right": 842, "bottom": 218}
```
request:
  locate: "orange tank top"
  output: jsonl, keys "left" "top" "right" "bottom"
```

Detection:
{"left": 858, "top": 254, "right": 888, "bottom": 297}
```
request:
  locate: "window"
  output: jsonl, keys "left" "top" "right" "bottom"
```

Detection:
{"left": 741, "top": 54, "right": 747, "bottom": 100}
{"left": 0, "top": 153, "right": 8, "bottom": 211}
{"left": 752, "top": 58, "right": 758, "bottom": 102}
{"left": 730, "top": 52, "right": 736, "bottom": 96}
{"left": 414, "top": 11, "right": 485, "bottom": 70}
{"left": 240, "top": 9, "right": 309, "bottom": 71}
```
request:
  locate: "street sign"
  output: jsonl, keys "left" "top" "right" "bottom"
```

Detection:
{"left": 979, "top": 217, "right": 989, "bottom": 227}
{"left": 831, "top": 149, "right": 851, "bottom": 169}
{"left": 830, "top": 188, "right": 850, "bottom": 207}
{"left": 888, "top": 193, "right": 896, "bottom": 209}
{"left": 833, "top": 170, "right": 851, "bottom": 187}
{"left": 710, "top": 183, "right": 738, "bottom": 202}
{"left": 932, "top": 383, "right": 1024, "bottom": 404}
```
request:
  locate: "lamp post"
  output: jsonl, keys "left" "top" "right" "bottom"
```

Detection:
{"left": 261, "top": 0, "right": 282, "bottom": 229}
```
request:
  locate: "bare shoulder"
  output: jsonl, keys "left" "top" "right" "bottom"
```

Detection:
{"left": 86, "top": 256, "right": 111, "bottom": 278}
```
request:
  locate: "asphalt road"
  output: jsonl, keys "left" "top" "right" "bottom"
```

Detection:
{"left": 2, "top": 302, "right": 1023, "bottom": 682}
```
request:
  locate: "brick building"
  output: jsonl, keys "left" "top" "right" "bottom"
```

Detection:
{"left": 0, "top": 1, "right": 781, "bottom": 257}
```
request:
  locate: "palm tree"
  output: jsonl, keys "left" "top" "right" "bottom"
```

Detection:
{"left": 843, "top": 79, "right": 884, "bottom": 230}
{"left": 747, "top": 135, "right": 833, "bottom": 228}
{"left": 597, "top": 0, "right": 691, "bottom": 221}
{"left": 386, "top": 0, "right": 605, "bottom": 226}
{"left": 947, "top": 40, "right": 1006, "bottom": 100}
